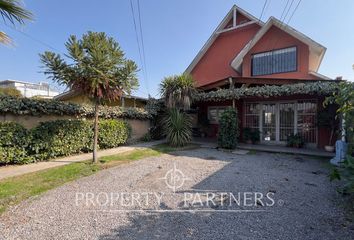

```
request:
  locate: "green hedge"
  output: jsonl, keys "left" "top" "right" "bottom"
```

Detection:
{"left": 195, "top": 81, "right": 339, "bottom": 102}
{"left": 98, "top": 120, "right": 131, "bottom": 149}
{"left": 31, "top": 120, "right": 94, "bottom": 160}
{"left": 0, "top": 119, "right": 131, "bottom": 165}
{"left": 0, "top": 96, "right": 153, "bottom": 119}
{"left": 0, "top": 122, "right": 34, "bottom": 164}
{"left": 217, "top": 107, "right": 239, "bottom": 149}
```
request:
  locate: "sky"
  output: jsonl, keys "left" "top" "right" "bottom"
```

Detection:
{"left": 0, "top": 0, "right": 353, "bottom": 98}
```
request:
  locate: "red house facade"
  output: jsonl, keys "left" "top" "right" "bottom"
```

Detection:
{"left": 187, "top": 5, "right": 336, "bottom": 149}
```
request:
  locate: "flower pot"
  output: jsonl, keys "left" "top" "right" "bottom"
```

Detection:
{"left": 324, "top": 145, "right": 335, "bottom": 152}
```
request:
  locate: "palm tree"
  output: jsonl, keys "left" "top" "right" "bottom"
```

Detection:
{"left": 0, "top": 0, "right": 33, "bottom": 44}
{"left": 160, "top": 73, "right": 197, "bottom": 110}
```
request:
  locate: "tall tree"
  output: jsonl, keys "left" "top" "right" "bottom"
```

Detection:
{"left": 0, "top": 0, "right": 33, "bottom": 44}
{"left": 40, "top": 31, "right": 138, "bottom": 163}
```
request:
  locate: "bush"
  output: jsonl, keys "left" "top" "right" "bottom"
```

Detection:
{"left": 243, "top": 128, "right": 260, "bottom": 144}
{"left": 98, "top": 119, "right": 131, "bottom": 149}
{"left": 31, "top": 120, "right": 93, "bottom": 160}
{"left": 0, "top": 95, "right": 153, "bottom": 119}
{"left": 163, "top": 108, "right": 192, "bottom": 147}
{"left": 0, "top": 122, "right": 33, "bottom": 164}
{"left": 0, "top": 119, "right": 133, "bottom": 164}
{"left": 218, "top": 107, "right": 239, "bottom": 149}
{"left": 140, "top": 132, "right": 152, "bottom": 142}
{"left": 286, "top": 134, "right": 304, "bottom": 148}
{"left": 251, "top": 129, "right": 260, "bottom": 144}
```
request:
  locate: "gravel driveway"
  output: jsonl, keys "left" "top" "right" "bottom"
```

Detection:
{"left": 0, "top": 148, "right": 352, "bottom": 240}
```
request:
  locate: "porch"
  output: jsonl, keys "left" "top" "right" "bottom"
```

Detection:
{"left": 192, "top": 138, "right": 335, "bottom": 158}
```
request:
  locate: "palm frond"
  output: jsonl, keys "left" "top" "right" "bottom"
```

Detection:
{"left": 0, "top": 0, "right": 33, "bottom": 25}
{"left": 163, "top": 108, "right": 192, "bottom": 147}
{"left": 0, "top": 31, "right": 11, "bottom": 44}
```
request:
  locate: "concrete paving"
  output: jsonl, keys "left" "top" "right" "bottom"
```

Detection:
{"left": 0, "top": 140, "right": 165, "bottom": 181}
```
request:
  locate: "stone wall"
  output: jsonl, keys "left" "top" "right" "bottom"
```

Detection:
{"left": 0, "top": 113, "right": 150, "bottom": 140}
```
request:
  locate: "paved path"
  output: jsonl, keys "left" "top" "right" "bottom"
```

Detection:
{"left": 0, "top": 149, "right": 352, "bottom": 239}
{"left": 0, "top": 140, "right": 165, "bottom": 181}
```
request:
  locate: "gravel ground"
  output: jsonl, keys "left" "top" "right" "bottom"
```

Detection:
{"left": 0, "top": 148, "right": 353, "bottom": 240}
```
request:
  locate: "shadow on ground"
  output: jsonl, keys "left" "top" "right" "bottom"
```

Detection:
{"left": 98, "top": 148, "right": 352, "bottom": 240}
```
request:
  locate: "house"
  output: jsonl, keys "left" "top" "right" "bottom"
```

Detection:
{"left": 0, "top": 79, "right": 59, "bottom": 98}
{"left": 187, "top": 5, "right": 338, "bottom": 149}
{"left": 54, "top": 90, "right": 148, "bottom": 108}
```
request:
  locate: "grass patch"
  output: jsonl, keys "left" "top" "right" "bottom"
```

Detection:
{"left": 247, "top": 149, "right": 258, "bottom": 155}
{"left": 0, "top": 143, "right": 200, "bottom": 214}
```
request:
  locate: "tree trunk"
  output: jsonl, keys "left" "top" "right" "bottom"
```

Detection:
{"left": 93, "top": 102, "right": 99, "bottom": 163}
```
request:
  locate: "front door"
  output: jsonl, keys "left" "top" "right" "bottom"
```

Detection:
{"left": 261, "top": 103, "right": 296, "bottom": 143}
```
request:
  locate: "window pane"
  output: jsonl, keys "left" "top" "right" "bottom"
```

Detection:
{"left": 252, "top": 47, "right": 296, "bottom": 76}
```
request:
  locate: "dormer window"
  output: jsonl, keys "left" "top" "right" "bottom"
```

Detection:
{"left": 251, "top": 46, "right": 297, "bottom": 76}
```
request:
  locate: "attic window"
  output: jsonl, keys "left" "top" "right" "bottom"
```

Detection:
{"left": 251, "top": 47, "right": 297, "bottom": 76}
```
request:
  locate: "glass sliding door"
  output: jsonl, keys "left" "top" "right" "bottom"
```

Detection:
{"left": 262, "top": 104, "right": 276, "bottom": 142}
{"left": 244, "top": 100, "right": 317, "bottom": 145}
{"left": 279, "top": 103, "right": 295, "bottom": 141}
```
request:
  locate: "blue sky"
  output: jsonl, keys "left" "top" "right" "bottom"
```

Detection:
{"left": 0, "top": 0, "right": 353, "bottom": 98}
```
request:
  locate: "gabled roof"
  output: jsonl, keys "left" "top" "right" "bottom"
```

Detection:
{"left": 230, "top": 17, "right": 327, "bottom": 73}
{"left": 185, "top": 5, "right": 264, "bottom": 74}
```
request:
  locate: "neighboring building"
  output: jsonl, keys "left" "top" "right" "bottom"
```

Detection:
{"left": 0, "top": 79, "right": 59, "bottom": 98}
{"left": 54, "top": 90, "right": 148, "bottom": 108}
{"left": 187, "top": 5, "right": 337, "bottom": 149}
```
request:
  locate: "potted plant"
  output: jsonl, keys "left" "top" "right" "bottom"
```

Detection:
{"left": 318, "top": 105, "right": 338, "bottom": 152}
{"left": 250, "top": 129, "right": 260, "bottom": 144}
{"left": 243, "top": 127, "right": 253, "bottom": 144}
{"left": 287, "top": 134, "right": 305, "bottom": 148}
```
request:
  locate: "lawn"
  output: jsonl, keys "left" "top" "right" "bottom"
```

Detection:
{"left": 0, "top": 143, "right": 199, "bottom": 214}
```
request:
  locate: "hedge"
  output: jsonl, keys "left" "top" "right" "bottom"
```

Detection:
{"left": 98, "top": 120, "right": 131, "bottom": 149}
{"left": 0, "top": 119, "right": 131, "bottom": 165}
{"left": 31, "top": 120, "right": 94, "bottom": 160}
{"left": 0, "top": 96, "right": 153, "bottom": 119}
{"left": 195, "top": 81, "right": 339, "bottom": 102}
{"left": 0, "top": 122, "right": 34, "bottom": 164}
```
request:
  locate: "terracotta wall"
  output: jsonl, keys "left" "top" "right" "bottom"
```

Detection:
{"left": 191, "top": 24, "right": 261, "bottom": 87}
{"left": 242, "top": 25, "right": 316, "bottom": 79}
{"left": 0, "top": 114, "right": 150, "bottom": 140}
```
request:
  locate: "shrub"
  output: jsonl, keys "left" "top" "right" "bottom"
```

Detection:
{"left": 243, "top": 128, "right": 252, "bottom": 142}
{"left": 218, "top": 107, "right": 238, "bottom": 149}
{"left": 0, "top": 122, "right": 33, "bottom": 164}
{"left": 163, "top": 108, "right": 192, "bottom": 147}
{"left": 0, "top": 95, "right": 153, "bottom": 119}
{"left": 330, "top": 155, "right": 354, "bottom": 194}
{"left": 286, "top": 134, "right": 304, "bottom": 148}
{"left": 98, "top": 119, "right": 131, "bottom": 149}
{"left": 140, "top": 132, "right": 152, "bottom": 142}
{"left": 0, "top": 119, "right": 133, "bottom": 164}
{"left": 250, "top": 129, "right": 260, "bottom": 144}
{"left": 30, "top": 120, "right": 93, "bottom": 160}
